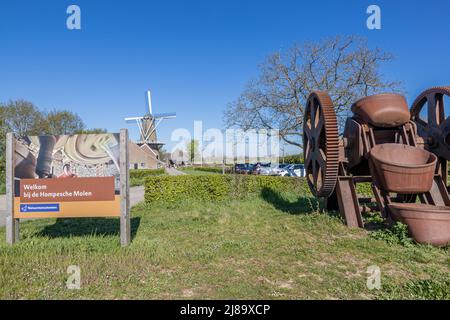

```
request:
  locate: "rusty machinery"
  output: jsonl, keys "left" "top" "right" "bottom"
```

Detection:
{"left": 303, "top": 87, "right": 450, "bottom": 245}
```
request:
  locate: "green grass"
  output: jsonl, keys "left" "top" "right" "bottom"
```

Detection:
{"left": 0, "top": 190, "right": 448, "bottom": 299}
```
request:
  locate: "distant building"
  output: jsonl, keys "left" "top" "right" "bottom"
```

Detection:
{"left": 129, "top": 141, "right": 161, "bottom": 170}
{"left": 170, "top": 148, "right": 188, "bottom": 164}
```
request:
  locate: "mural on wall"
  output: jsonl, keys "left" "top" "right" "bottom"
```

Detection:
{"left": 14, "top": 133, "right": 121, "bottom": 192}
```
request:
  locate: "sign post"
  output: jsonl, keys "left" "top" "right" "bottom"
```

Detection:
{"left": 5, "top": 130, "right": 131, "bottom": 246}
{"left": 6, "top": 133, "right": 19, "bottom": 244}
{"left": 120, "top": 129, "right": 130, "bottom": 246}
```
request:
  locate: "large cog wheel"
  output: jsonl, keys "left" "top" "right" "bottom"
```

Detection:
{"left": 303, "top": 91, "right": 339, "bottom": 197}
{"left": 411, "top": 87, "right": 450, "bottom": 157}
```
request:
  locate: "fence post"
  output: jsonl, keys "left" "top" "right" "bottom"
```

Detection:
{"left": 6, "top": 133, "right": 19, "bottom": 244}
{"left": 120, "top": 129, "right": 130, "bottom": 246}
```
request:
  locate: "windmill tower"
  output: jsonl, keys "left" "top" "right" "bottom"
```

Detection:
{"left": 125, "top": 90, "right": 176, "bottom": 156}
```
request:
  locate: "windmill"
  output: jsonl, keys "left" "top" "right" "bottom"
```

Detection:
{"left": 125, "top": 91, "right": 176, "bottom": 154}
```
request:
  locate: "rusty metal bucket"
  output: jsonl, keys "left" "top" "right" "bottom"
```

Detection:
{"left": 351, "top": 93, "right": 410, "bottom": 128}
{"left": 389, "top": 203, "right": 450, "bottom": 246}
{"left": 370, "top": 144, "right": 437, "bottom": 193}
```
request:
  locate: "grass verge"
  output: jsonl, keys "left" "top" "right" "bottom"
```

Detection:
{"left": 0, "top": 190, "right": 448, "bottom": 299}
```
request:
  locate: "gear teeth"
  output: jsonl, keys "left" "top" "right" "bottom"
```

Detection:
{"left": 411, "top": 87, "right": 450, "bottom": 120}
{"left": 303, "top": 91, "right": 339, "bottom": 198}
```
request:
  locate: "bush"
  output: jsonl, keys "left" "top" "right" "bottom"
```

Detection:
{"left": 130, "top": 168, "right": 165, "bottom": 179}
{"left": 129, "top": 169, "right": 166, "bottom": 187}
{"left": 185, "top": 166, "right": 232, "bottom": 174}
{"left": 280, "top": 154, "right": 303, "bottom": 164}
{"left": 145, "top": 175, "right": 309, "bottom": 204}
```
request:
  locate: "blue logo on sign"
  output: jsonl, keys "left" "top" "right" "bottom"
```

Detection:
{"left": 20, "top": 204, "right": 60, "bottom": 213}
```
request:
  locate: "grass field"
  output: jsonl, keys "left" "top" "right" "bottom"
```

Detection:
{"left": 0, "top": 189, "right": 448, "bottom": 299}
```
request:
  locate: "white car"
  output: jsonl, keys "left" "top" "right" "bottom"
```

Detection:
{"left": 288, "top": 164, "right": 305, "bottom": 177}
{"left": 259, "top": 165, "right": 273, "bottom": 176}
{"left": 272, "top": 164, "right": 292, "bottom": 176}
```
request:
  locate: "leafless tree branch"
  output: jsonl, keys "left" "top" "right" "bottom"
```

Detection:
{"left": 224, "top": 35, "right": 402, "bottom": 150}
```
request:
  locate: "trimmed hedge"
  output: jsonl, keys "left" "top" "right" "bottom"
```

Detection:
{"left": 145, "top": 174, "right": 309, "bottom": 204}
{"left": 280, "top": 154, "right": 303, "bottom": 164}
{"left": 130, "top": 168, "right": 165, "bottom": 179}
{"left": 181, "top": 166, "right": 232, "bottom": 174}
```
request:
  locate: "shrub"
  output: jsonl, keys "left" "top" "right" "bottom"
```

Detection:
{"left": 130, "top": 168, "right": 165, "bottom": 179}
{"left": 196, "top": 166, "right": 232, "bottom": 174}
{"left": 280, "top": 154, "right": 303, "bottom": 164}
{"left": 144, "top": 175, "right": 309, "bottom": 204}
{"left": 130, "top": 169, "right": 166, "bottom": 187}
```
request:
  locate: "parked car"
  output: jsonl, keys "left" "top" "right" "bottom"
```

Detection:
{"left": 288, "top": 164, "right": 305, "bottom": 177}
{"left": 272, "top": 164, "right": 287, "bottom": 176}
{"left": 234, "top": 163, "right": 253, "bottom": 174}
{"left": 250, "top": 162, "right": 273, "bottom": 175}
{"left": 249, "top": 163, "right": 260, "bottom": 175}
{"left": 272, "top": 164, "right": 291, "bottom": 176}
{"left": 259, "top": 163, "right": 277, "bottom": 176}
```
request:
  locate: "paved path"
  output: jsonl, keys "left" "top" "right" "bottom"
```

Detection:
{"left": 165, "top": 167, "right": 186, "bottom": 176}
{"left": 0, "top": 186, "right": 145, "bottom": 227}
{"left": 129, "top": 186, "right": 145, "bottom": 207}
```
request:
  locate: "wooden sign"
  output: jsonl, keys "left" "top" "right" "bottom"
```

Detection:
{"left": 5, "top": 129, "right": 130, "bottom": 246}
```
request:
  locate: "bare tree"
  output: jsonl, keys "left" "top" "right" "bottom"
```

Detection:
{"left": 224, "top": 36, "right": 401, "bottom": 149}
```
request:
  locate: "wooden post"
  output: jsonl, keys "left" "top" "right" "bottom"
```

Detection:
{"left": 6, "top": 133, "right": 19, "bottom": 244}
{"left": 120, "top": 129, "right": 131, "bottom": 246}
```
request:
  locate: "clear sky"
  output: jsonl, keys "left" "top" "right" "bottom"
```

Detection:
{"left": 1, "top": 0, "right": 450, "bottom": 154}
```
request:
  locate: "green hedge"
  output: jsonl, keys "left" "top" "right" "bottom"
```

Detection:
{"left": 280, "top": 154, "right": 303, "bottom": 164}
{"left": 182, "top": 166, "right": 232, "bottom": 174}
{"left": 130, "top": 168, "right": 165, "bottom": 179}
{"left": 145, "top": 175, "right": 309, "bottom": 204}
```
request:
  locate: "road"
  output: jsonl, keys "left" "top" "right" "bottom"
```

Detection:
{"left": 0, "top": 186, "right": 145, "bottom": 227}
{"left": 165, "top": 167, "right": 186, "bottom": 176}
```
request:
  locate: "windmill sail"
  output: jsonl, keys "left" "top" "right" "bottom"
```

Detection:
{"left": 125, "top": 90, "right": 176, "bottom": 147}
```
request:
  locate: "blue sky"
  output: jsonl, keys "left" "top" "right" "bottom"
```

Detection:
{"left": 1, "top": 0, "right": 450, "bottom": 154}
